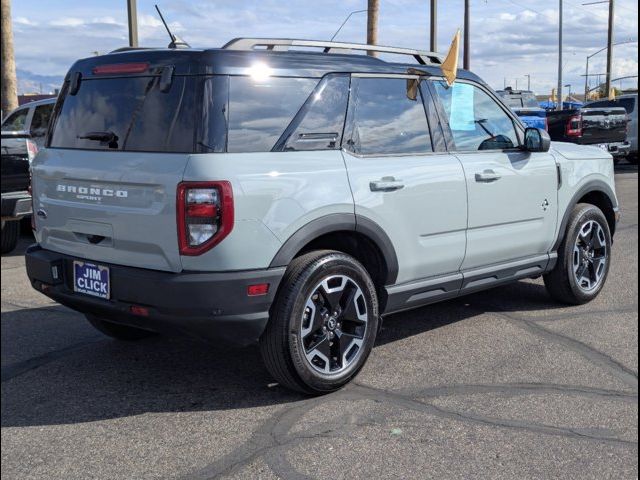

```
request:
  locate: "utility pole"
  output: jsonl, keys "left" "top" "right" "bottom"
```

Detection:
{"left": 605, "top": 0, "right": 614, "bottom": 97}
{"left": 557, "top": 0, "right": 563, "bottom": 110}
{"left": 1, "top": 0, "right": 18, "bottom": 116}
{"left": 430, "top": 0, "right": 437, "bottom": 52}
{"left": 127, "top": 0, "right": 139, "bottom": 48}
{"left": 366, "top": 0, "right": 379, "bottom": 56}
{"left": 525, "top": 74, "right": 531, "bottom": 91}
{"left": 463, "top": 0, "right": 470, "bottom": 69}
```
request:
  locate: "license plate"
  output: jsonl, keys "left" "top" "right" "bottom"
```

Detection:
{"left": 73, "top": 261, "right": 110, "bottom": 299}
{"left": 597, "top": 143, "right": 609, "bottom": 151}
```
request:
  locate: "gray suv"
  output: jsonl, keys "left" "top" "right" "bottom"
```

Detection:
{"left": 26, "top": 38, "right": 619, "bottom": 394}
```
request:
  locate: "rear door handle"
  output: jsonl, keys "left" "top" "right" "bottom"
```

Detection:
{"left": 370, "top": 178, "right": 405, "bottom": 192}
{"left": 475, "top": 170, "right": 501, "bottom": 183}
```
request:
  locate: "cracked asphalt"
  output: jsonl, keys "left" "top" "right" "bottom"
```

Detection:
{"left": 1, "top": 164, "right": 638, "bottom": 480}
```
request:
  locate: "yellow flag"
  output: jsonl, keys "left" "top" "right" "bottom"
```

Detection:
{"left": 441, "top": 29, "right": 461, "bottom": 86}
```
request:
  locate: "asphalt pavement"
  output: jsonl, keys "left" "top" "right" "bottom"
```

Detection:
{"left": 1, "top": 164, "right": 638, "bottom": 479}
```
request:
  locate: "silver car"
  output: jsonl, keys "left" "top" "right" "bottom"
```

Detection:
{"left": 25, "top": 38, "right": 620, "bottom": 394}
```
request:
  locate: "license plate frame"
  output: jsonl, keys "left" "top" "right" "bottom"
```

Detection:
{"left": 73, "top": 261, "right": 111, "bottom": 300}
{"left": 597, "top": 143, "right": 610, "bottom": 151}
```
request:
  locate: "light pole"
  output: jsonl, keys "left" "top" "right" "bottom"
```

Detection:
{"left": 430, "top": 0, "right": 437, "bottom": 52}
{"left": 463, "top": 0, "right": 470, "bottom": 69}
{"left": 584, "top": 40, "right": 636, "bottom": 99}
{"left": 557, "top": 0, "right": 563, "bottom": 110}
{"left": 605, "top": 0, "right": 615, "bottom": 97}
{"left": 127, "top": 0, "right": 138, "bottom": 47}
{"left": 525, "top": 74, "right": 531, "bottom": 91}
{"left": 564, "top": 84, "right": 572, "bottom": 100}
{"left": 367, "top": 0, "right": 379, "bottom": 56}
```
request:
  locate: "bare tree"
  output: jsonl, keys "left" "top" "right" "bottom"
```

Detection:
{"left": 367, "top": 0, "right": 379, "bottom": 56}
{"left": 1, "top": 0, "right": 18, "bottom": 116}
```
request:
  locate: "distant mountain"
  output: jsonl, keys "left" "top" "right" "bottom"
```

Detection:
{"left": 16, "top": 69, "right": 64, "bottom": 95}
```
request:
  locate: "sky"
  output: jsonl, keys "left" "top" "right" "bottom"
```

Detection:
{"left": 10, "top": 0, "right": 639, "bottom": 96}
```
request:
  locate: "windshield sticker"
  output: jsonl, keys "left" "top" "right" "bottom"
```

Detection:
{"left": 449, "top": 83, "right": 475, "bottom": 131}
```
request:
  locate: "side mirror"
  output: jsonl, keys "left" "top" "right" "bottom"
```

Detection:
{"left": 524, "top": 127, "right": 551, "bottom": 152}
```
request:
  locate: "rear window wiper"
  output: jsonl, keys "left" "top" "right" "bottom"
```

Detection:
{"left": 77, "top": 131, "right": 119, "bottom": 148}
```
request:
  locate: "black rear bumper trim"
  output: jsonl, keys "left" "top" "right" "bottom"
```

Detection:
{"left": 25, "top": 245, "right": 285, "bottom": 345}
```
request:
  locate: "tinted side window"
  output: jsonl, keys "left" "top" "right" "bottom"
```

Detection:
{"left": 280, "top": 75, "right": 350, "bottom": 151}
{"left": 347, "top": 77, "right": 432, "bottom": 155}
{"left": 433, "top": 81, "right": 519, "bottom": 151}
{"left": 30, "top": 103, "right": 54, "bottom": 138}
{"left": 2, "top": 108, "right": 29, "bottom": 131}
{"left": 227, "top": 76, "right": 317, "bottom": 153}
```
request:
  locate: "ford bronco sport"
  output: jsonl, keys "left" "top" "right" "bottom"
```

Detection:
{"left": 25, "top": 38, "right": 619, "bottom": 394}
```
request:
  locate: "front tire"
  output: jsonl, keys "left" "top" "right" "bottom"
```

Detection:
{"left": 544, "top": 204, "right": 612, "bottom": 305}
{"left": 85, "top": 314, "right": 156, "bottom": 341}
{"left": 260, "top": 250, "right": 379, "bottom": 394}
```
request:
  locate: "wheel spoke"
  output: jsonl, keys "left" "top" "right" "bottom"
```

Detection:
{"left": 334, "top": 329, "right": 363, "bottom": 368}
{"left": 305, "top": 335, "right": 332, "bottom": 374}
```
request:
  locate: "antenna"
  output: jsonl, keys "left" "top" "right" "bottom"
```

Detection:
{"left": 154, "top": 4, "right": 190, "bottom": 49}
{"left": 155, "top": 5, "right": 175, "bottom": 43}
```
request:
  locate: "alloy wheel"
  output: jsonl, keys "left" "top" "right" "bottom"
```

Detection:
{"left": 573, "top": 220, "right": 608, "bottom": 292}
{"left": 300, "top": 275, "right": 369, "bottom": 375}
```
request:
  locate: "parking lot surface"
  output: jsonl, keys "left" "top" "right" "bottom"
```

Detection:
{"left": 1, "top": 165, "right": 638, "bottom": 480}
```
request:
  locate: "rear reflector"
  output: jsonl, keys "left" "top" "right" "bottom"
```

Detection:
{"left": 130, "top": 305, "right": 150, "bottom": 317}
{"left": 92, "top": 62, "right": 149, "bottom": 75}
{"left": 248, "top": 283, "right": 270, "bottom": 296}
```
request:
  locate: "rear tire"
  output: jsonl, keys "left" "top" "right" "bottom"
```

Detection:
{"left": 260, "top": 250, "right": 379, "bottom": 394}
{"left": 1, "top": 220, "right": 20, "bottom": 254}
{"left": 85, "top": 314, "right": 156, "bottom": 341}
{"left": 626, "top": 154, "right": 638, "bottom": 165}
{"left": 544, "top": 204, "right": 612, "bottom": 305}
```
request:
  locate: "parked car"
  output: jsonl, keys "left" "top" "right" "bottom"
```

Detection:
{"left": 1, "top": 98, "right": 56, "bottom": 253}
{"left": 496, "top": 88, "right": 547, "bottom": 130}
{"left": 582, "top": 94, "right": 638, "bottom": 164}
{"left": 26, "top": 39, "right": 619, "bottom": 394}
{"left": 546, "top": 105, "right": 630, "bottom": 161}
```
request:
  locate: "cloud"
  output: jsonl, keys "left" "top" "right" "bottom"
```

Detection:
{"left": 9, "top": 0, "right": 638, "bottom": 94}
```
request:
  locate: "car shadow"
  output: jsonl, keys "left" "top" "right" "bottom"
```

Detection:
{"left": 1, "top": 277, "right": 567, "bottom": 429}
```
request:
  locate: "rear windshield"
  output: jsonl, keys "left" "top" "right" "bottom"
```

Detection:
{"left": 49, "top": 76, "right": 196, "bottom": 152}
{"left": 500, "top": 93, "right": 539, "bottom": 109}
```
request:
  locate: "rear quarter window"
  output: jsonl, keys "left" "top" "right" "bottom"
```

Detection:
{"left": 2, "top": 108, "right": 29, "bottom": 132}
{"left": 227, "top": 76, "right": 318, "bottom": 153}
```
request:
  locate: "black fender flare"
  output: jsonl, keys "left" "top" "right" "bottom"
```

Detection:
{"left": 269, "top": 213, "right": 399, "bottom": 285}
{"left": 552, "top": 180, "right": 619, "bottom": 251}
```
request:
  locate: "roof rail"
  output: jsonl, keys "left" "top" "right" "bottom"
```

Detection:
{"left": 221, "top": 38, "right": 443, "bottom": 65}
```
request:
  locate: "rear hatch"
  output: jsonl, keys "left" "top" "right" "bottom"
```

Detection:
{"left": 580, "top": 106, "right": 628, "bottom": 144}
{"left": 32, "top": 52, "right": 199, "bottom": 272}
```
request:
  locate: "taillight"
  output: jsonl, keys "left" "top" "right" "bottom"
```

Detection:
{"left": 177, "top": 181, "right": 233, "bottom": 255}
{"left": 28, "top": 184, "right": 35, "bottom": 231}
{"left": 566, "top": 114, "right": 582, "bottom": 137}
{"left": 26, "top": 139, "right": 38, "bottom": 163}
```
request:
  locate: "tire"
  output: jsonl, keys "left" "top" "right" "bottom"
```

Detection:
{"left": 544, "top": 203, "right": 612, "bottom": 305}
{"left": 1, "top": 220, "right": 20, "bottom": 254}
{"left": 85, "top": 314, "right": 156, "bottom": 341}
{"left": 260, "top": 250, "right": 379, "bottom": 394}
{"left": 626, "top": 154, "right": 638, "bottom": 165}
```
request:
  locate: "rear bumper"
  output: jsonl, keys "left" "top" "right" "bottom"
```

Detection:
{"left": 1, "top": 190, "right": 32, "bottom": 220}
{"left": 601, "top": 141, "right": 631, "bottom": 158}
{"left": 25, "top": 245, "right": 285, "bottom": 345}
